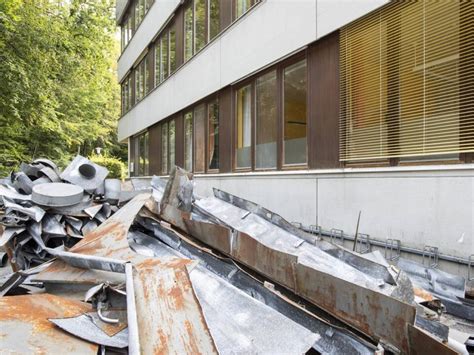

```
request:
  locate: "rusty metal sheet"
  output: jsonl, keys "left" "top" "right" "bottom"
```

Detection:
{"left": 184, "top": 219, "right": 233, "bottom": 254}
{"left": 34, "top": 193, "right": 151, "bottom": 285}
{"left": 132, "top": 258, "right": 217, "bottom": 354}
{"left": 233, "top": 231, "right": 299, "bottom": 291}
{"left": 0, "top": 293, "right": 98, "bottom": 354}
{"left": 407, "top": 324, "right": 458, "bottom": 355}
{"left": 295, "top": 262, "right": 416, "bottom": 353}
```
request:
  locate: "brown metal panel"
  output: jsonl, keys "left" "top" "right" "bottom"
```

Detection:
{"left": 175, "top": 5, "right": 184, "bottom": 68}
{"left": 308, "top": 32, "right": 341, "bottom": 169}
{"left": 218, "top": 86, "right": 232, "bottom": 173}
{"left": 220, "top": 0, "right": 232, "bottom": 31}
{"left": 149, "top": 123, "right": 162, "bottom": 175}
{"left": 175, "top": 112, "right": 184, "bottom": 168}
{"left": 407, "top": 324, "right": 457, "bottom": 355}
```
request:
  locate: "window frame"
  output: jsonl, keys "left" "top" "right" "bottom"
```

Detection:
{"left": 232, "top": 52, "right": 309, "bottom": 172}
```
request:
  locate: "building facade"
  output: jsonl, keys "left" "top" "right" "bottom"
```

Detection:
{"left": 116, "top": 0, "right": 474, "bottom": 276}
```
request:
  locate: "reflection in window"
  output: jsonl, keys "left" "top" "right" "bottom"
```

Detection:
{"left": 256, "top": 71, "right": 277, "bottom": 169}
{"left": 184, "top": 6, "right": 193, "bottom": 62}
{"left": 138, "top": 132, "right": 149, "bottom": 176}
{"left": 194, "top": 104, "right": 206, "bottom": 173}
{"left": 194, "top": 0, "right": 206, "bottom": 53}
{"left": 184, "top": 111, "right": 193, "bottom": 171}
{"left": 135, "top": 58, "right": 148, "bottom": 103}
{"left": 161, "top": 32, "right": 169, "bottom": 81}
{"left": 169, "top": 120, "right": 176, "bottom": 168}
{"left": 209, "top": 0, "right": 220, "bottom": 41}
{"left": 169, "top": 28, "right": 176, "bottom": 73}
{"left": 208, "top": 100, "right": 219, "bottom": 170}
{"left": 236, "top": 85, "right": 252, "bottom": 168}
{"left": 283, "top": 60, "right": 307, "bottom": 165}
{"left": 161, "top": 122, "right": 168, "bottom": 174}
{"left": 235, "top": 0, "right": 253, "bottom": 20}
{"left": 155, "top": 41, "right": 161, "bottom": 85}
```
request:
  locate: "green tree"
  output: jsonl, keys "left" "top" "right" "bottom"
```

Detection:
{"left": 0, "top": 0, "right": 126, "bottom": 176}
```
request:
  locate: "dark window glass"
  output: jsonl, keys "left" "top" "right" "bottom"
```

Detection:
{"left": 235, "top": 0, "right": 252, "bottom": 20}
{"left": 208, "top": 100, "right": 219, "bottom": 170}
{"left": 169, "top": 119, "right": 176, "bottom": 168}
{"left": 236, "top": 85, "right": 252, "bottom": 168}
{"left": 209, "top": 0, "right": 220, "bottom": 40}
{"left": 194, "top": 104, "right": 206, "bottom": 173}
{"left": 194, "top": 0, "right": 206, "bottom": 52}
{"left": 161, "top": 122, "right": 168, "bottom": 174}
{"left": 184, "top": 111, "right": 193, "bottom": 171}
{"left": 169, "top": 28, "right": 176, "bottom": 73}
{"left": 184, "top": 6, "right": 193, "bottom": 62}
{"left": 255, "top": 70, "right": 277, "bottom": 169}
{"left": 138, "top": 132, "right": 149, "bottom": 176}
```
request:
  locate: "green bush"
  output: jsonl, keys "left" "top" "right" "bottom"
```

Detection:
{"left": 89, "top": 154, "right": 126, "bottom": 180}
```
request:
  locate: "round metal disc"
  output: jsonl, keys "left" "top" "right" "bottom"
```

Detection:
{"left": 32, "top": 183, "right": 84, "bottom": 207}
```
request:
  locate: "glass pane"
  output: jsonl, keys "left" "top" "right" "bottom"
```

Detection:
{"left": 161, "top": 122, "right": 168, "bottom": 174}
{"left": 184, "top": 6, "right": 193, "bottom": 62}
{"left": 144, "top": 57, "right": 149, "bottom": 94}
{"left": 169, "top": 120, "right": 175, "bottom": 169}
{"left": 235, "top": 0, "right": 252, "bottom": 19}
{"left": 236, "top": 85, "right": 252, "bottom": 168}
{"left": 155, "top": 42, "right": 161, "bottom": 85}
{"left": 184, "top": 111, "right": 193, "bottom": 171}
{"left": 161, "top": 32, "right": 169, "bottom": 81}
{"left": 135, "top": 70, "right": 140, "bottom": 102}
{"left": 208, "top": 100, "right": 219, "bottom": 170}
{"left": 194, "top": 0, "right": 206, "bottom": 53}
{"left": 194, "top": 104, "right": 206, "bottom": 173}
{"left": 256, "top": 70, "right": 277, "bottom": 169}
{"left": 284, "top": 60, "right": 307, "bottom": 165}
{"left": 209, "top": 0, "right": 220, "bottom": 40}
{"left": 169, "top": 28, "right": 176, "bottom": 73}
{"left": 139, "top": 132, "right": 148, "bottom": 176}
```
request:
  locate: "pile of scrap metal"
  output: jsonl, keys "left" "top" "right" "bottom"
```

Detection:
{"left": 0, "top": 155, "right": 143, "bottom": 271}
{"left": 0, "top": 166, "right": 471, "bottom": 354}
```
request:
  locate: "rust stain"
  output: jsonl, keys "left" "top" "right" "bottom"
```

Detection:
{"left": 414, "top": 287, "right": 435, "bottom": 302}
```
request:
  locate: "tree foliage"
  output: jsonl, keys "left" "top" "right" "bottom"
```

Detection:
{"left": 0, "top": 0, "right": 126, "bottom": 176}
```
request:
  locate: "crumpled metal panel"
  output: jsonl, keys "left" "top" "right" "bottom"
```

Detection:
{"left": 60, "top": 155, "right": 109, "bottom": 193}
{"left": 189, "top": 264, "right": 319, "bottom": 355}
{"left": 157, "top": 173, "right": 418, "bottom": 352}
{"left": 132, "top": 258, "right": 217, "bottom": 354}
{"left": 407, "top": 324, "right": 457, "bottom": 355}
{"left": 0, "top": 293, "right": 98, "bottom": 354}
{"left": 34, "top": 193, "right": 151, "bottom": 285}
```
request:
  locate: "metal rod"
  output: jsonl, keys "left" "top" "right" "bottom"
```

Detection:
{"left": 352, "top": 211, "right": 361, "bottom": 252}
{"left": 125, "top": 263, "right": 140, "bottom": 355}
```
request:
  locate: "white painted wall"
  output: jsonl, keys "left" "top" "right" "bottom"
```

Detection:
{"left": 117, "top": 0, "right": 389, "bottom": 141}
{"left": 191, "top": 165, "right": 474, "bottom": 262}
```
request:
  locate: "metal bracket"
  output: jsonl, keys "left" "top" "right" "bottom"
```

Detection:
{"left": 355, "top": 233, "right": 371, "bottom": 254}
{"left": 308, "top": 225, "right": 321, "bottom": 237}
{"left": 422, "top": 245, "right": 439, "bottom": 268}
{"left": 385, "top": 238, "right": 401, "bottom": 261}
{"left": 330, "top": 228, "right": 344, "bottom": 246}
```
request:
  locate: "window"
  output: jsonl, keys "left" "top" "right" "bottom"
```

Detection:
{"left": 155, "top": 41, "right": 161, "bottom": 86}
{"left": 121, "top": 75, "right": 133, "bottom": 114}
{"left": 184, "top": 111, "right": 193, "bottom": 171}
{"left": 135, "top": 57, "right": 148, "bottom": 103}
{"left": 138, "top": 132, "right": 149, "bottom": 176}
{"left": 236, "top": 85, "right": 252, "bottom": 169}
{"left": 283, "top": 60, "right": 307, "bottom": 165}
{"left": 194, "top": 0, "right": 206, "bottom": 53}
{"left": 234, "top": 0, "right": 256, "bottom": 21}
{"left": 135, "top": 0, "right": 145, "bottom": 30}
{"left": 121, "top": 14, "right": 133, "bottom": 50}
{"left": 255, "top": 71, "right": 277, "bottom": 169}
{"left": 194, "top": 104, "right": 206, "bottom": 173}
{"left": 169, "top": 120, "right": 176, "bottom": 168}
{"left": 208, "top": 100, "right": 219, "bottom": 170}
{"left": 184, "top": 5, "right": 193, "bottom": 62}
{"left": 169, "top": 28, "right": 176, "bottom": 73}
{"left": 209, "top": 0, "right": 220, "bottom": 41}
{"left": 339, "top": 1, "right": 473, "bottom": 162}
{"left": 161, "top": 122, "right": 168, "bottom": 174}
{"left": 161, "top": 32, "right": 169, "bottom": 81}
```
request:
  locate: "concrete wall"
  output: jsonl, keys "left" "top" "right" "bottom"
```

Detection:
{"left": 117, "top": 0, "right": 389, "bottom": 141}
{"left": 191, "top": 165, "right": 474, "bottom": 269}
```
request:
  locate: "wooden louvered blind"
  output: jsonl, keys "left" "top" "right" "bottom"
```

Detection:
{"left": 340, "top": 1, "right": 474, "bottom": 162}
